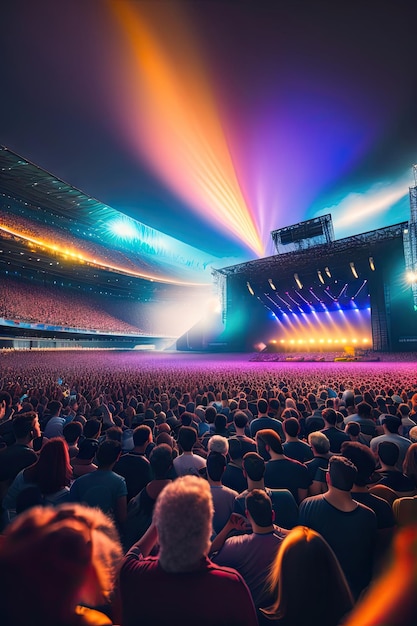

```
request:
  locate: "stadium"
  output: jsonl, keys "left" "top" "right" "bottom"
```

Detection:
{"left": 1, "top": 3, "right": 417, "bottom": 625}
{"left": 1, "top": 145, "right": 416, "bottom": 357}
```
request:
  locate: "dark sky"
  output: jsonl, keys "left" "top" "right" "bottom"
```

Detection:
{"left": 2, "top": 0, "right": 417, "bottom": 270}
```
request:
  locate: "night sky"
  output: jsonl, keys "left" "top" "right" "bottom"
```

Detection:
{"left": 2, "top": 0, "right": 417, "bottom": 274}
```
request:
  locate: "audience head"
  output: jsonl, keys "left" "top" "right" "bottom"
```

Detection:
{"left": 263, "top": 525, "right": 353, "bottom": 626}
{"left": 256, "top": 429, "right": 283, "bottom": 457}
{"left": 382, "top": 415, "right": 401, "bottom": 434}
{"left": 206, "top": 452, "right": 227, "bottom": 482}
{"left": 207, "top": 434, "right": 229, "bottom": 455}
{"left": 83, "top": 419, "right": 102, "bottom": 440}
{"left": 245, "top": 489, "right": 274, "bottom": 528}
{"left": 133, "top": 424, "right": 152, "bottom": 448}
{"left": 0, "top": 503, "right": 123, "bottom": 626}
{"left": 11, "top": 411, "right": 40, "bottom": 441}
{"left": 149, "top": 443, "right": 173, "bottom": 479}
{"left": 96, "top": 440, "right": 122, "bottom": 468}
{"left": 177, "top": 426, "right": 197, "bottom": 452}
{"left": 340, "top": 441, "right": 376, "bottom": 486}
{"left": 308, "top": 431, "right": 330, "bottom": 455}
{"left": 327, "top": 455, "right": 357, "bottom": 492}
{"left": 242, "top": 451, "right": 265, "bottom": 481}
{"left": 378, "top": 441, "right": 400, "bottom": 467}
{"left": 233, "top": 410, "right": 248, "bottom": 429}
{"left": 283, "top": 417, "right": 300, "bottom": 438}
{"left": 153, "top": 475, "right": 213, "bottom": 573}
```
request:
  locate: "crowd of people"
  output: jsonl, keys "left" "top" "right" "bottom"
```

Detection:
{"left": 0, "top": 276, "right": 144, "bottom": 334}
{"left": 0, "top": 350, "right": 417, "bottom": 625}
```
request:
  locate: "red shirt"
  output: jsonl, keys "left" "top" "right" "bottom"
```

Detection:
{"left": 120, "top": 553, "right": 258, "bottom": 626}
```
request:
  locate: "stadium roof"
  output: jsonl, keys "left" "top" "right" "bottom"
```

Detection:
{"left": 0, "top": 145, "right": 214, "bottom": 286}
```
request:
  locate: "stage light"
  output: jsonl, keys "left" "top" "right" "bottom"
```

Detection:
{"left": 317, "top": 270, "right": 325, "bottom": 284}
{"left": 350, "top": 262, "right": 359, "bottom": 279}
{"left": 294, "top": 273, "right": 303, "bottom": 289}
{"left": 247, "top": 282, "right": 254, "bottom": 295}
{"left": 290, "top": 339, "right": 295, "bottom": 344}
{"left": 280, "top": 339, "right": 285, "bottom": 343}
{"left": 369, "top": 257, "right": 375, "bottom": 271}
{"left": 325, "top": 267, "right": 332, "bottom": 278}
{"left": 406, "top": 271, "right": 417, "bottom": 283}
{"left": 268, "top": 278, "right": 276, "bottom": 290}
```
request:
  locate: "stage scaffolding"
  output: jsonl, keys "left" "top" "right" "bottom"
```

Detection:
{"left": 217, "top": 221, "right": 410, "bottom": 352}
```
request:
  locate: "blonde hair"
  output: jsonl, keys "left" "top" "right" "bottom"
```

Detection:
{"left": 0, "top": 503, "right": 123, "bottom": 625}
{"left": 263, "top": 526, "right": 353, "bottom": 626}
{"left": 154, "top": 475, "right": 213, "bottom": 573}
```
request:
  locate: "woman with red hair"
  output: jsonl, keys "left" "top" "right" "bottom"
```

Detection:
{"left": 3, "top": 437, "right": 72, "bottom": 520}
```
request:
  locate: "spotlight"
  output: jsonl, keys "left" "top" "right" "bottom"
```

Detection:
{"left": 406, "top": 271, "right": 417, "bottom": 284}
{"left": 246, "top": 282, "right": 254, "bottom": 295}
{"left": 268, "top": 278, "right": 276, "bottom": 290}
{"left": 325, "top": 267, "right": 332, "bottom": 278}
{"left": 350, "top": 262, "right": 359, "bottom": 279}
{"left": 294, "top": 273, "right": 303, "bottom": 289}
{"left": 369, "top": 257, "right": 375, "bottom": 271}
{"left": 317, "top": 270, "right": 325, "bottom": 284}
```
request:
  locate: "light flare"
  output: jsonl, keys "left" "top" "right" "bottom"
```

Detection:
{"left": 108, "top": 0, "right": 263, "bottom": 256}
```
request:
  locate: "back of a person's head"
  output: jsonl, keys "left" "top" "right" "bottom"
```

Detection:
{"left": 397, "top": 403, "right": 411, "bottom": 417}
{"left": 133, "top": 424, "right": 152, "bottom": 447}
{"left": 281, "top": 408, "right": 298, "bottom": 420}
{"left": 340, "top": 441, "right": 376, "bottom": 486}
{"left": 154, "top": 475, "right": 212, "bottom": 573}
{"left": 378, "top": 441, "right": 400, "bottom": 466}
{"left": 206, "top": 452, "right": 227, "bottom": 481}
{"left": 143, "top": 407, "right": 155, "bottom": 422}
{"left": 76, "top": 438, "right": 99, "bottom": 460}
{"left": 27, "top": 438, "right": 71, "bottom": 494}
{"left": 214, "top": 413, "right": 227, "bottom": 432}
{"left": 47, "top": 400, "right": 62, "bottom": 416}
{"left": 96, "top": 440, "right": 122, "bottom": 467}
{"left": 245, "top": 489, "right": 273, "bottom": 527}
{"left": 0, "top": 502, "right": 122, "bottom": 626}
{"left": 264, "top": 525, "right": 353, "bottom": 626}
{"left": 177, "top": 426, "right": 197, "bottom": 452}
{"left": 257, "top": 398, "right": 268, "bottom": 414}
{"left": 283, "top": 417, "right": 300, "bottom": 438}
{"left": 382, "top": 415, "right": 401, "bottom": 434}
{"left": 257, "top": 429, "right": 283, "bottom": 454}
{"left": 345, "top": 422, "right": 361, "bottom": 437}
{"left": 83, "top": 419, "right": 101, "bottom": 439}
{"left": 11, "top": 412, "right": 37, "bottom": 440}
{"left": 243, "top": 451, "right": 265, "bottom": 481}
{"left": 149, "top": 444, "right": 173, "bottom": 479}
{"left": 63, "top": 420, "right": 82, "bottom": 444}
{"left": 308, "top": 431, "right": 330, "bottom": 454}
{"left": 207, "top": 434, "right": 229, "bottom": 455}
{"left": 234, "top": 410, "right": 248, "bottom": 429}
{"left": 180, "top": 411, "right": 194, "bottom": 427}
{"left": 356, "top": 401, "right": 372, "bottom": 419}
{"left": 269, "top": 398, "right": 280, "bottom": 412}
{"left": 228, "top": 436, "right": 243, "bottom": 461}
{"left": 322, "top": 408, "right": 337, "bottom": 425}
{"left": 205, "top": 405, "right": 217, "bottom": 423}
{"left": 238, "top": 399, "right": 248, "bottom": 410}
{"left": 328, "top": 455, "right": 357, "bottom": 491}
{"left": 105, "top": 426, "right": 123, "bottom": 442}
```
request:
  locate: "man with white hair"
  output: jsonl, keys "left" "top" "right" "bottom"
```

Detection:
{"left": 119, "top": 475, "right": 258, "bottom": 626}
